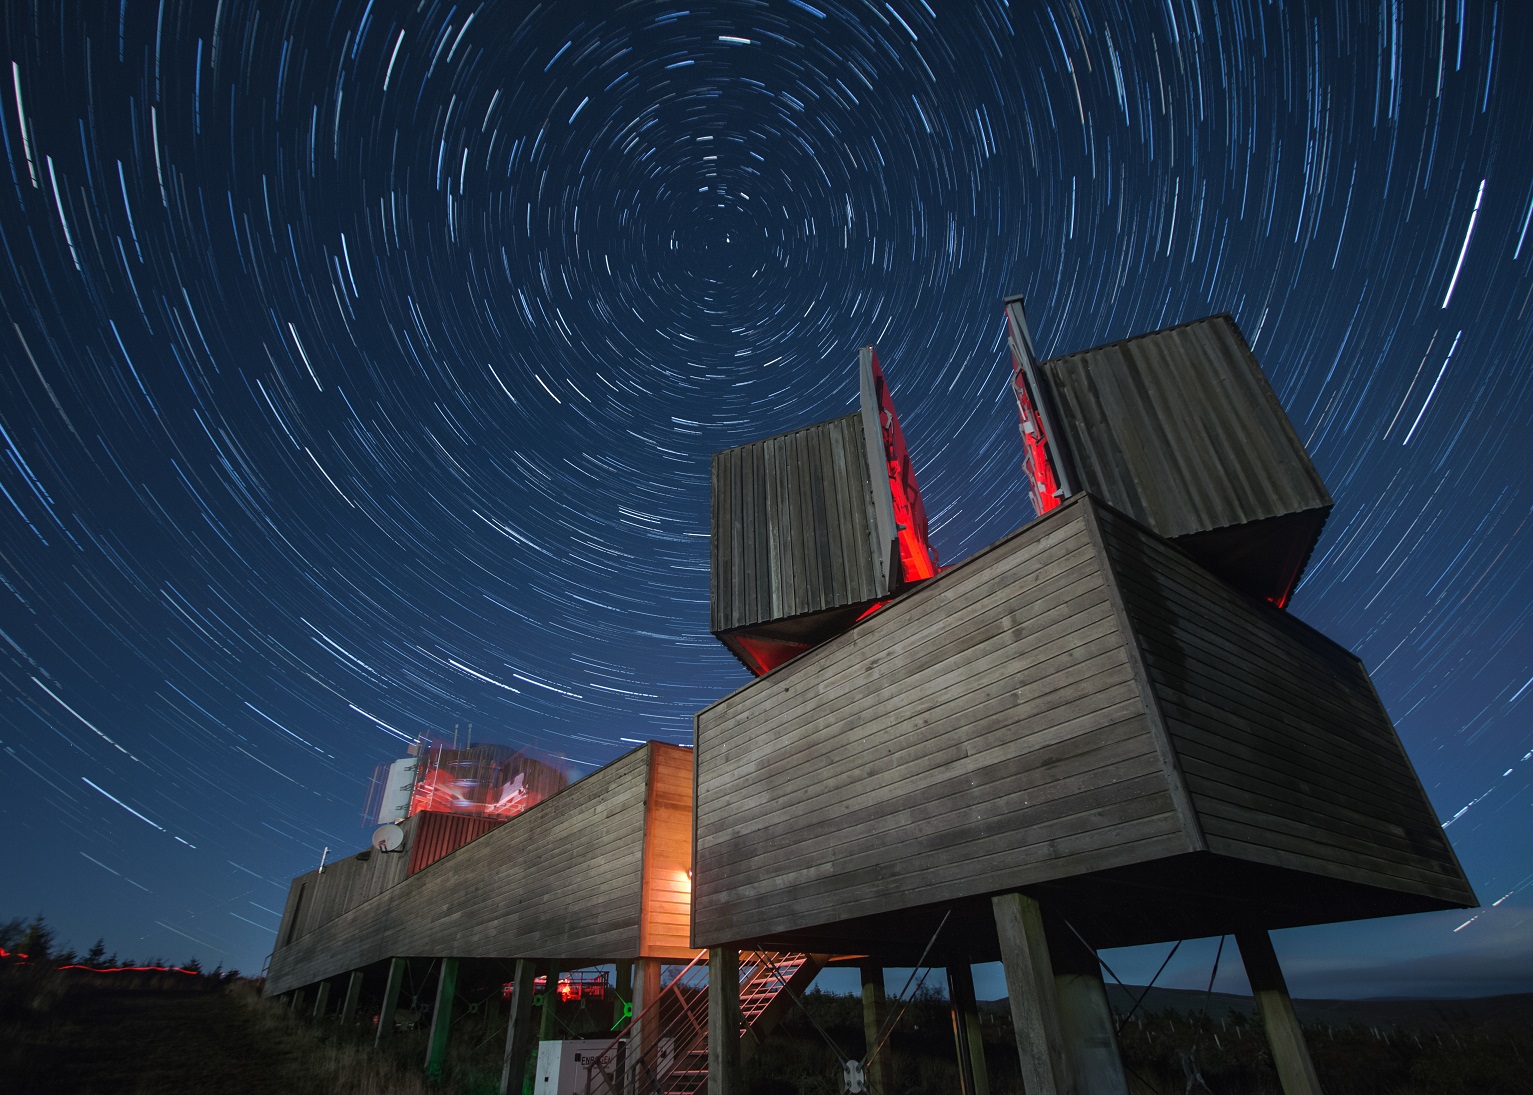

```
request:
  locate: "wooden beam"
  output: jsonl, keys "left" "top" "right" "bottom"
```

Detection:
{"left": 375, "top": 958, "right": 405, "bottom": 1045}
{"left": 311, "top": 979, "right": 331, "bottom": 1020}
{"left": 537, "top": 961, "right": 559, "bottom": 1041}
{"left": 499, "top": 958, "right": 539, "bottom": 1095}
{"left": 860, "top": 965, "right": 892, "bottom": 1095}
{"left": 340, "top": 969, "right": 364, "bottom": 1025}
{"left": 425, "top": 957, "right": 459, "bottom": 1081}
{"left": 1051, "top": 935, "right": 1129, "bottom": 1095}
{"left": 708, "top": 948, "right": 742, "bottom": 1095}
{"left": 629, "top": 957, "right": 662, "bottom": 1092}
{"left": 377, "top": 956, "right": 407, "bottom": 1042}
{"left": 1235, "top": 930, "right": 1324, "bottom": 1095}
{"left": 993, "top": 892, "right": 1070, "bottom": 1095}
{"left": 947, "top": 963, "right": 990, "bottom": 1095}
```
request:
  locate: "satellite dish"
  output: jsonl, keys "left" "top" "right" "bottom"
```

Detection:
{"left": 372, "top": 823, "right": 405, "bottom": 853}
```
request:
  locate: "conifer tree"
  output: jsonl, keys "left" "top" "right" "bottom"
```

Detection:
{"left": 20, "top": 915, "right": 53, "bottom": 962}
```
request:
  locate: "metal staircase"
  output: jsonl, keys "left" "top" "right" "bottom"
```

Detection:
{"left": 582, "top": 950, "right": 821, "bottom": 1095}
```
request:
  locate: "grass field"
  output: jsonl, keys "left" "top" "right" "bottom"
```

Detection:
{"left": 4, "top": 966, "right": 1530, "bottom": 1094}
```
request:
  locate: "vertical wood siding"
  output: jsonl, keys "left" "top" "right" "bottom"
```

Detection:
{"left": 266, "top": 745, "right": 655, "bottom": 994}
{"left": 1096, "top": 505, "right": 1475, "bottom": 905}
{"left": 710, "top": 414, "right": 891, "bottom": 634}
{"left": 639, "top": 743, "right": 699, "bottom": 959}
{"left": 406, "top": 813, "right": 507, "bottom": 876}
{"left": 692, "top": 499, "right": 1188, "bottom": 948}
{"left": 1041, "top": 315, "right": 1331, "bottom": 538}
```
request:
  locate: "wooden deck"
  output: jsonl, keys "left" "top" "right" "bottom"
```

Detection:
{"left": 266, "top": 742, "right": 694, "bottom": 995}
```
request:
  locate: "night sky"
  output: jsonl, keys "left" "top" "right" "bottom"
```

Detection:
{"left": 2, "top": 0, "right": 1529, "bottom": 998}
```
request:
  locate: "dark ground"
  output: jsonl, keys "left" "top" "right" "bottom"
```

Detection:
{"left": 3, "top": 983, "right": 305, "bottom": 1094}
{"left": 5, "top": 969, "right": 1531, "bottom": 1094}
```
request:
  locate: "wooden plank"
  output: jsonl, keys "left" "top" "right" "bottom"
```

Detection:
{"left": 1191, "top": 809, "right": 1475, "bottom": 898}
{"left": 696, "top": 785, "right": 1183, "bottom": 942}
{"left": 700, "top": 609, "right": 1130, "bottom": 822}
{"left": 266, "top": 746, "right": 657, "bottom": 993}
{"left": 700, "top": 525, "right": 1103, "bottom": 764}
{"left": 1234, "top": 930, "right": 1323, "bottom": 1095}
{"left": 1081, "top": 499, "right": 1206, "bottom": 852}
{"left": 1093, "top": 506, "right": 1469, "bottom": 901}
{"left": 700, "top": 719, "right": 1161, "bottom": 892}
{"left": 692, "top": 500, "right": 1198, "bottom": 943}
{"left": 824, "top": 418, "right": 854, "bottom": 605}
{"left": 700, "top": 671, "right": 1149, "bottom": 848}
{"left": 994, "top": 892, "right": 1069, "bottom": 1095}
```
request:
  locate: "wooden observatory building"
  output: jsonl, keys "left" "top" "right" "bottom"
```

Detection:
{"left": 710, "top": 346, "right": 940, "bottom": 675}
{"left": 693, "top": 312, "right": 1475, "bottom": 1095}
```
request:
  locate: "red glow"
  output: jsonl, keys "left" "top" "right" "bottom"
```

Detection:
{"left": 864, "top": 348, "right": 938, "bottom": 583}
{"left": 502, "top": 971, "right": 607, "bottom": 1003}
{"left": 1007, "top": 335, "right": 1062, "bottom": 516}
{"left": 732, "top": 632, "right": 811, "bottom": 676}
{"left": 852, "top": 600, "right": 889, "bottom": 624}
{"left": 405, "top": 743, "right": 565, "bottom": 820}
{"left": 56, "top": 963, "right": 200, "bottom": 976}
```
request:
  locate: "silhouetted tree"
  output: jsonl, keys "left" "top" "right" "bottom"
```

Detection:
{"left": 20, "top": 916, "right": 53, "bottom": 962}
{"left": 85, "top": 938, "right": 107, "bottom": 966}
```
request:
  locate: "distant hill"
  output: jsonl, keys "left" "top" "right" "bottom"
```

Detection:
{"left": 981, "top": 985, "right": 1533, "bottom": 1032}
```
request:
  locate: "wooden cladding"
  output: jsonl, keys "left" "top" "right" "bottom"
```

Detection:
{"left": 691, "top": 495, "right": 1472, "bottom": 950}
{"left": 266, "top": 742, "right": 693, "bottom": 995}
{"left": 1040, "top": 316, "right": 1331, "bottom": 605}
{"left": 710, "top": 413, "right": 893, "bottom": 637}
{"left": 1095, "top": 506, "right": 1475, "bottom": 906}
{"left": 693, "top": 499, "right": 1188, "bottom": 947}
{"left": 639, "top": 743, "right": 697, "bottom": 959}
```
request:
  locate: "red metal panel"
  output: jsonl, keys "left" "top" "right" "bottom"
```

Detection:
{"left": 406, "top": 811, "right": 506, "bottom": 877}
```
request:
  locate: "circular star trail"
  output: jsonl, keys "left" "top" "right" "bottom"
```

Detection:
{"left": 2, "top": 1, "right": 1530, "bottom": 987}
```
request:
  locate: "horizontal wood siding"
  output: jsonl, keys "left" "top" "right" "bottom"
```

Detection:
{"left": 276, "top": 815, "right": 422, "bottom": 944}
{"left": 1042, "top": 315, "right": 1330, "bottom": 538}
{"left": 692, "top": 498, "right": 1188, "bottom": 947}
{"left": 640, "top": 744, "right": 699, "bottom": 959}
{"left": 266, "top": 746, "right": 654, "bottom": 994}
{"left": 1096, "top": 505, "right": 1474, "bottom": 905}
{"left": 711, "top": 414, "right": 890, "bottom": 634}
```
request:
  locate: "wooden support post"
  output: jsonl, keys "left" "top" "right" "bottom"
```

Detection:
{"left": 1236, "top": 930, "right": 1324, "bottom": 1095}
{"left": 708, "top": 948, "right": 742, "bottom": 1095}
{"left": 993, "top": 892, "right": 1070, "bottom": 1095}
{"left": 615, "top": 959, "right": 634, "bottom": 1018}
{"left": 860, "top": 965, "right": 892, "bottom": 1095}
{"left": 425, "top": 957, "right": 459, "bottom": 1081}
{"left": 1051, "top": 935, "right": 1129, "bottom": 1095}
{"left": 376, "top": 957, "right": 406, "bottom": 1046}
{"left": 499, "top": 958, "right": 539, "bottom": 1095}
{"left": 290, "top": 987, "right": 306, "bottom": 1013}
{"left": 341, "top": 969, "right": 365, "bottom": 1025}
{"left": 538, "top": 962, "right": 559, "bottom": 1041}
{"left": 628, "top": 957, "right": 662, "bottom": 1091}
{"left": 311, "top": 979, "right": 332, "bottom": 1020}
{"left": 947, "top": 963, "right": 990, "bottom": 1095}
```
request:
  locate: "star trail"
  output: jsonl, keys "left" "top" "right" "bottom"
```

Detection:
{"left": 2, "top": 0, "right": 1530, "bottom": 992}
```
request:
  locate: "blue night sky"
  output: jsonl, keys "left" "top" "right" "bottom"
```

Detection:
{"left": 2, "top": 0, "right": 1529, "bottom": 998}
